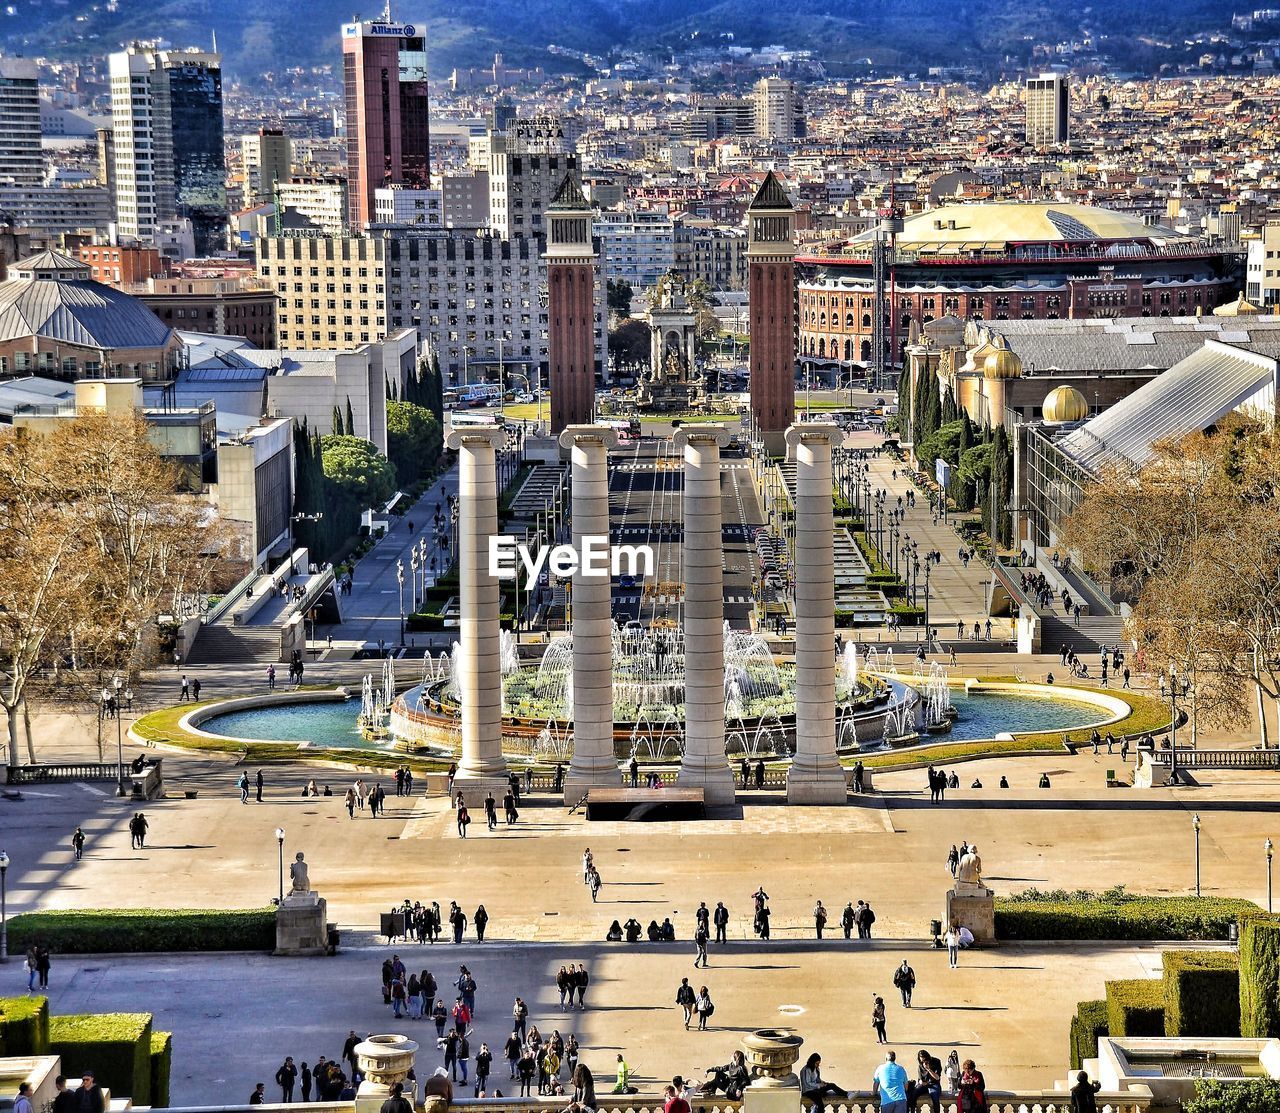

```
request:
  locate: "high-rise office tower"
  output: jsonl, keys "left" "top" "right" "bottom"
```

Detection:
{"left": 242, "top": 128, "right": 292, "bottom": 206}
{"left": 488, "top": 134, "right": 577, "bottom": 240}
{"left": 108, "top": 45, "right": 226, "bottom": 256}
{"left": 747, "top": 171, "right": 796, "bottom": 457}
{"left": 752, "top": 76, "right": 804, "bottom": 141}
{"left": 341, "top": 16, "right": 431, "bottom": 229}
{"left": 545, "top": 172, "right": 598, "bottom": 435}
{"left": 0, "top": 57, "right": 42, "bottom": 185}
{"left": 1026, "top": 73, "right": 1069, "bottom": 147}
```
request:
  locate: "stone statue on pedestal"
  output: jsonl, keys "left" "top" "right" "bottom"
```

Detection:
{"left": 290, "top": 852, "right": 311, "bottom": 894}
{"left": 955, "top": 846, "right": 983, "bottom": 888}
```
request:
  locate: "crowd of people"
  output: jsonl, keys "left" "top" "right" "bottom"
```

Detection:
{"left": 383, "top": 902, "right": 489, "bottom": 944}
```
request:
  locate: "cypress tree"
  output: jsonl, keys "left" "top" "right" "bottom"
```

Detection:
{"left": 332, "top": 405, "right": 343, "bottom": 436}
{"left": 345, "top": 396, "right": 356, "bottom": 437}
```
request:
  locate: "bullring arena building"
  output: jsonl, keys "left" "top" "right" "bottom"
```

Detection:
{"left": 796, "top": 202, "right": 1243, "bottom": 369}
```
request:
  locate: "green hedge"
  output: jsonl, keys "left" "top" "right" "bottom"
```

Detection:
{"left": 9, "top": 908, "right": 276, "bottom": 953}
{"left": 150, "top": 1031, "right": 172, "bottom": 1108}
{"left": 1068, "top": 998, "right": 1108, "bottom": 1070}
{"left": 50, "top": 1013, "right": 152, "bottom": 1105}
{"left": 1164, "top": 950, "right": 1240, "bottom": 1037}
{"left": 0, "top": 996, "right": 49, "bottom": 1055}
{"left": 995, "top": 889, "right": 1258, "bottom": 940}
{"left": 1105, "top": 979, "right": 1166, "bottom": 1037}
{"left": 1240, "top": 913, "right": 1280, "bottom": 1038}
{"left": 1185, "top": 1078, "right": 1280, "bottom": 1113}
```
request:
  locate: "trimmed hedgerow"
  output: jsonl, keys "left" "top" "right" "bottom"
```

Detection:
{"left": 150, "top": 1031, "right": 172, "bottom": 1108}
{"left": 995, "top": 888, "right": 1257, "bottom": 941}
{"left": 1069, "top": 998, "right": 1108, "bottom": 1070}
{"left": 1163, "top": 950, "right": 1240, "bottom": 1038}
{"left": 1239, "top": 912, "right": 1280, "bottom": 1038}
{"left": 1105, "top": 979, "right": 1166, "bottom": 1037}
{"left": 50, "top": 1013, "right": 152, "bottom": 1105}
{"left": 0, "top": 996, "right": 49, "bottom": 1056}
{"left": 8, "top": 908, "right": 276, "bottom": 953}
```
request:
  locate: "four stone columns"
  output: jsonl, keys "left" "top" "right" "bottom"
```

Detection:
{"left": 674, "top": 426, "right": 737, "bottom": 806}
{"left": 786, "top": 423, "right": 847, "bottom": 804}
{"left": 559, "top": 425, "right": 620, "bottom": 802}
{"left": 445, "top": 426, "right": 510, "bottom": 798}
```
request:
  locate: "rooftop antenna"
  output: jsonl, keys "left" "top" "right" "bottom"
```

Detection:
{"left": 382, "top": 0, "right": 392, "bottom": 20}
{"left": 211, "top": 29, "right": 218, "bottom": 53}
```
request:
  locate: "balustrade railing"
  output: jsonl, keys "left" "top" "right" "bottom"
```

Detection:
{"left": 1148, "top": 747, "right": 1280, "bottom": 770}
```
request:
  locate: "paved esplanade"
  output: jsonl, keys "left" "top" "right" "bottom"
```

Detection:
{"left": 447, "top": 425, "right": 510, "bottom": 797}
{"left": 560, "top": 424, "right": 620, "bottom": 800}
{"left": 786, "top": 423, "right": 847, "bottom": 804}
{"left": 675, "top": 425, "right": 736, "bottom": 805}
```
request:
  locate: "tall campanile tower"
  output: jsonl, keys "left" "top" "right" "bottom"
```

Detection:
{"left": 747, "top": 171, "right": 796, "bottom": 456}
{"left": 546, "top": 172, "right": 598, "bottom": 436}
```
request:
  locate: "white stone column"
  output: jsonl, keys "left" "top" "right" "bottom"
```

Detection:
{"left": 675, "top": 426, "right": 737, "bottom": 806}
{"left": 786, "top": 423, "right": 847, "bottom": 804}
{"left": 446, "top": 426, "right": 510, "bottom": 796}
{"left": 559, "top": 425, "right": 620, "bottom": 802}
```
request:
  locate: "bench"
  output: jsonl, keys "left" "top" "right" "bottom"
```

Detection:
{"left": 584, "top": 787, "right": 706, "bottom": 821}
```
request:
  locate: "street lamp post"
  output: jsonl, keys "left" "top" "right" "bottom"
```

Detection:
{"left": 396, "top": 559, "right": 405, "bottom": 648}
{"left": 1193, "top": 813, "right": 1202, "bottom": 898}
{"left": 1267, "top": 837, "right": 1274, "bottom": 913}
{"left": 0, "top": 849, "right": 8, "bottom": 961}
{"left": 113, "top": 674, "right": 125, "bottom": 797}
{"left": 275, "top": 827, "right": 285, "bottom": 905}
{"left": 410, "top": 550, "right": 420, "bottom": 614}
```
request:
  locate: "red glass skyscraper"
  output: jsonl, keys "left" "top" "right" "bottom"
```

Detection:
{"left": 341, "top": 16, "right": 431, "bottom": 229}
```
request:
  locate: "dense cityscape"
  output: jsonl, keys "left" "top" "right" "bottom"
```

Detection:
{"left": 1, "top": 4, "right": 1280, "bottom": 1113}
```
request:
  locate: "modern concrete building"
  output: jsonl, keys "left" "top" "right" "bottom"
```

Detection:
{"left": 546, "top": 174, "right": 599, "bottom": 434}
{"left": 257, "top": 234, "right": 387, "bottom": 348}
{"left": 0, "top": 56, "right": 42, "bottom": 186}
{"left": 674, "top": 220, "right": 748, "bottom": 291}
{"left": 752, "top": 76, "right": 804, "bottom": 141}
{"left": 1246, "top": 219, "right": 1280, "bottom": 309}
{"left": 594, "top": 209, "right": 675, "bottom": 293}
{"left": 374, "top": 186, "right": 443, "bottom": 227}
{"left": 108, "top": 45, "right": 226, "bottom": 255}
{"left": 215, "top": 416, "right": 295, "bottom": 565}
{"left": 274, "top": 177, "right": 349, "bottom": 236}
{"left": 136, "top": 276, "right": 278, "bottom": 349}
{"left": 438, "top": 170, "right": 489, "bottom": 229}
{"left": 0, "top": 185, "right": 111, "bottom": 235}
{"left": 341, "top": 16, "right": 431, "bottom": 228}
{"left": 488, "top": 136, "right": 578, "bottom": 239}
{"left": 1025, "top": 73, "right": 1069, "bottom": 147}
{"left": 747, "top": 171, "right": 797, "bottom": 456}
{"left": 242, "top": 128, "right": 292, "bottom": 207}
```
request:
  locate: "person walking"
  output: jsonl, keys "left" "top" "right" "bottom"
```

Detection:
{"left": 872, "top": 1051, "right": 909, "bottom": 1113}
{"left": 574, "top": 963, "right": 589, "bottom": 1009}
{"left": 71, "top": 827, "right": 85, "bottom": 860}
{"left": 813, "top": 900, "right": 828, "bottom": 940}
{"left": 485, "top": 793, "right": 497, "bottom": 831}
{"left": 299, "top": 1063, "right": 312, "bottom": 1103}
{"left": 857, "top": 900, "right": 876, "bottom": 939}
{"left": 695, "top": 985, "right": 715, "bottom": 1030}
{"left": 474, "top": 905, "right": 488, "bottom": 942}
{"left": 457, "top": 805, "right": 471, "bottom": 838}
{"left": 474, "top": 1043, "right": 492, "bottom": 1097}
{"left": 275, "top": 1057, "right": 298, "bottom": 1102}
{"left": 180, "top": 674, "right": 190, "bottom": 701}
{"left": 675, "top": 977, "right": 697, "bottom": 1029}
{"left": 945, "top": 924, "right": 961, "bottom": 969}
{"left": 267, "top": 664, "right": 276, "bottom": 691}
{"left": 556, "top": 967, "right": 571, "bottom": 1009}
{"left": 504, "top": 1031, "right": 522, "bottom": 1080}
{"left": 694, "top": 923, "right": 709, "bottom": 967}
{"left": 512, "top": 997, "right": 528, "bottom": 1043}
{"left": 238, "top": 771, "right": 249, "bottom": 803}
{"left": 871, "top": 996, "right": 888, "bottom": 1044}
{"left": 589, "top": 868, "right": 602, "bottom": 903}
{"left": 894, "top": 959, "right": 916, "bottom": 1007}
{"left": 503, "top": 790, "right": 518, "bottom": 825}
{"left": 841, "top": 902, "right": 855, "bottom": 940}
{"left": 255, "top": 769, "right": 264, "bottom": 802}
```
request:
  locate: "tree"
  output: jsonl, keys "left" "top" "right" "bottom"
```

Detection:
{"left": 0, "top": 413, "right": 221, "bottom": 766}
{"left": 386, "top": 401, "right": 443, "bottom": 486}
{"left": 1064, "top": 425, "right": 1280, "bottom": 741}
{"left": 608, "top": 318, "right": 650, "bottom": 376}
{"left": 321, "top": 435, "right": 397, "bottom": 508}
{"left": 344, "top": 396, "right": 356, "bottom": 437}
{"left": 607, "top": 278, "right": 633, "bottom": 318}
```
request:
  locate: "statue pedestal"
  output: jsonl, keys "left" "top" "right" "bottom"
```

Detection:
{"left": 354, "top": 1035, "right": 418, "bottom": 1113}
{"left": 945, "top": 884, "right": 995, "bottom": 944}
{"left": 275, "top": 890, "right": 329, "bottom": 956}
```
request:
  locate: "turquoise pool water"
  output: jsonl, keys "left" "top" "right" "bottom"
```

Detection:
{"left": 197, "top": 686, "right": 1110, "bottom": 749}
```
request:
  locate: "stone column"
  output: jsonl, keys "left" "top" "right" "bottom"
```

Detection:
{"left": 446, "top": 426, "right": 510, "bottom": 798}
{"left": 559, "top": 424, "right": 620, "bottom": 802}
{"left": 675, "top": 426, "right": 737, "bottom": 806}
{"left": 354, "top": 1034, "right": 419, "bottom": 1113}
{"left": 786, "top": 423, "right": 847, "bottom": 804}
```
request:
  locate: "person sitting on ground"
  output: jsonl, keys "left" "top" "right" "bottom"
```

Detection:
{"left": 957, "top": 925, "right": 975, "bottom": 948}
{"left": 971, "top": 779, "right": 982, "bottom": 789}
{"left": 605, "top": 920, "right": 623, "bottom": 943}
{"left": 998, "top": 776, "right": 1010, "bottom": 788}
{"left": 700, "top": 1051, "right": 750, "bottom": 1100}
{"left": 660, "top": 917, "right": 676, "bottom": 942}
{"left": 1039, "top": 773, "right": 1051, "bottom": 789}
{"left": 624, "top": 918, "right": 643, "bottom": 943}
{"left": 647, "top": 920, "right": 661, "bottom": 942}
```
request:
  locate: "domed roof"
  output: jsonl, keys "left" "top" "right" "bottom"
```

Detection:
{"left": 983, "top": 346, "right": 1022, "bottom": 380}
{"left": 0, "top": 255, "right": 172, "bottom": 352}
{"left": 1042, "top": 385, "right": 1088, "bottom": 424}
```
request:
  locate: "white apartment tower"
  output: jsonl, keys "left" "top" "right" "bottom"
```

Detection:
{"left": 752, "top": 76, "right": 804, "bottom": 141}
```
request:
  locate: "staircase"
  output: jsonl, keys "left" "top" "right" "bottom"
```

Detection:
{"left": 185, "top": 623, "right": 282, "bottom": 666}
{"left": 1042, "top": 614, "right": 1128, "bottom": 656}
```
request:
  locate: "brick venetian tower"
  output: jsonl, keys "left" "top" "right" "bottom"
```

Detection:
{"left": 747, "top": 171, "right": 797, "bottom": 456}
{"left": 545, "top": 172, "right": 598, "bottom": 436}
